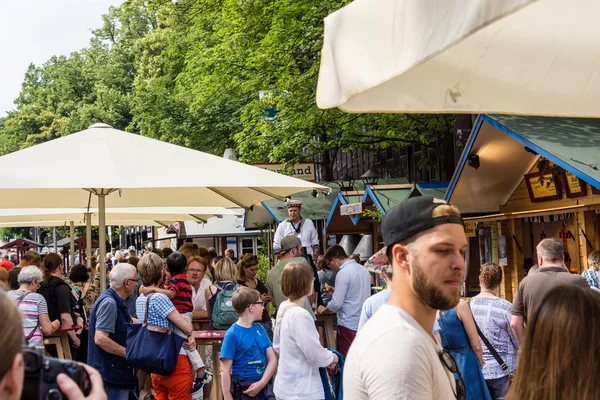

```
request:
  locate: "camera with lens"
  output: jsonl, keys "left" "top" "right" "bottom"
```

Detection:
{"left": 21, "top": 347, "right": 91, "bottom": 400}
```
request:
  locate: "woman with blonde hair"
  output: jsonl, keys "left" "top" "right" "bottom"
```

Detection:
{"left": 506, "top": 285, "right": 600, "bottom": 400}
{"left": 205, "top": 258, "right": 239, "bottom": 329}
{"left": 273, "top": 261, "right": 338, "bottom": 400}
{"left": 237, "top": 254, "right": 272, "bottom": 337}
{"left": 582, "top": 250, "right": 600, "bottom": 288}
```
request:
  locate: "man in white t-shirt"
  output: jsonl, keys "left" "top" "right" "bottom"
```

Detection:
{"left": 344, "top": 196, "right": 468, "bottom": 400}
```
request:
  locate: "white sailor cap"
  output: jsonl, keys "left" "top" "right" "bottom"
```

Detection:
{"left": 285, "top": 199, "right": 303, "bottom": 208}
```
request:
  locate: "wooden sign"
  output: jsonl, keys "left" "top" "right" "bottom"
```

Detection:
{"left": 340, "top": 203, "right": 363, "bottom": 216}
{"left": 524, "top": 171, "right": 562, "bottom": 203}
{"left": 253, "top": 162, "right": 316, "bottom": 182}
{"left": 563, "top": 172, "right": 587, "bottom": 198}
{"left": 464, "top": 221, "right": 476, "bottom": 237}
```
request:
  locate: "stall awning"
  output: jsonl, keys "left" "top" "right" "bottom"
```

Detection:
{"left": 446, "top": 115, "right": 600, "bottom": 214}
{"left": 463, "top": 204, "right": 588, "bottom": 223}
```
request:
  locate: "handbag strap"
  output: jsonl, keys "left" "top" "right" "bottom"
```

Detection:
{"left": 144, "top": 293, "right": 155, "bottom": 325}
{"left": 467, "top": 300, "right": 509, "bottom": 372}
{"left": 16, "top": 292, "right": 39, "bottom": 342}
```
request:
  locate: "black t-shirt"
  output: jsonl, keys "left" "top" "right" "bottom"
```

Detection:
{"left": 38, "top": 276, "right": 74, "bottom": 322}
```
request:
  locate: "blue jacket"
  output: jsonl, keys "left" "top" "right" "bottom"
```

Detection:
{"left": 87, "top": 288, "right": 135, "bottom": 388}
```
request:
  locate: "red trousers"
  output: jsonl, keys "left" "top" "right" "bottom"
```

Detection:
{"left": 336, "top": 325, "right": 357, "bottom": 359}
{"left": 152, "top": 355, "right": 193, "bottom": 400}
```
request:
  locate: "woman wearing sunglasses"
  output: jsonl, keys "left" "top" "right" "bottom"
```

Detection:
{"left": 273, "top": 261, "right": 338, "bottom": 400}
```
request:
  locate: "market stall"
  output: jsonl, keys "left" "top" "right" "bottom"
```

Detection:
{"left": 447, "top": 114, "right": 600, "bottom": 300}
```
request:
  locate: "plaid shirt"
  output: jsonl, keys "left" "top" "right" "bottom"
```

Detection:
{"left": 136, "top": 291, "right": 175, "bottom": 330}
{"left": 582, "top": 269, "right": 600, "bottom": 288}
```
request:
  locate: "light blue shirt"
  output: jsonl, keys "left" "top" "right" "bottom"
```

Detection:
{"left": 357, "top": 289, "right": 391, "bottom": 331}
{"left": 325, "top": 259, "right": 371, "bottom": 331}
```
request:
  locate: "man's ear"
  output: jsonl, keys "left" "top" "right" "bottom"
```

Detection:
{"left": 391, "top": 244, "right": 410, "bottom": 272}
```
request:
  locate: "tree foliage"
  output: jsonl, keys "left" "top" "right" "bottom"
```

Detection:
{"left": 0, "top": 0, "right": 455, "bottom": 181}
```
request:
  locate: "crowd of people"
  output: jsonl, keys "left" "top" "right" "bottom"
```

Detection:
{"left": 2, "top": 196, "right": 600, "bottom": 400}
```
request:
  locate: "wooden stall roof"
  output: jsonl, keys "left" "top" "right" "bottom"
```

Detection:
{"left": 447, "top": 114, "right": 600, "bottom": 214}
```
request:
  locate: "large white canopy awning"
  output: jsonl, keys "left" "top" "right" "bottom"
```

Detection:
{"left": 316, "top": 0, "right": 600, "bottom": 117}
{"left": 0, "top": 207, "right": 240, "bottom": 225}
{"left": 0, "top": 123, "right": 328, "bottom": 289}
{"left": 0, "top": 123, "right": 329, "bottom": 209}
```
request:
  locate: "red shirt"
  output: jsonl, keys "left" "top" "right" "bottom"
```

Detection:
{"left": 167, "top": 274, "right": 193, "bottom": 314}
{"left": 0, "top": 260, "right": 15, "bottom": 271}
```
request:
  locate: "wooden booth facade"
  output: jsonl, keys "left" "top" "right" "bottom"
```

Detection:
{"left": 447, "top": 114, "right": 600, "bottom": 301}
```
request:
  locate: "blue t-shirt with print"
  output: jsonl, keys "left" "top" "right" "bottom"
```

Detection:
{"left": 220, "top": 322, "right": 272, "bottom": 382}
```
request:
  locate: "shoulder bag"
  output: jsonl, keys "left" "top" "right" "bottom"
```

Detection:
{"left": 468, "top": 300, "right": 514, "bottom": 382}
{"left": 16, "top": 292, "right": 39, "bottom": 344}
{"left": 126, "top": 293, "right": 186, "bottom": 375}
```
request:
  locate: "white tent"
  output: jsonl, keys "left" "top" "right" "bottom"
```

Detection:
{"left": 0, "top": 123, "right": 329, "bottom": 289}
{"left": 316, "top": 0, "right": 600, "bottom": 117}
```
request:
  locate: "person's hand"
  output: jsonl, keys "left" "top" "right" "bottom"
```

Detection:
{"left": 323, "top": 284, "right": 334, "bottom": 295}
{"left": 317, "top": 305, "right": 327, "bottom": 315}
{"left": 326, "top": 353, "right": 339, "bottom": 373}
{"left": 142, "top": 287, "right": 157, "bottom": 295}
{"left": 52, "top": 319, "right": 61, "bottom": 330}
{"left": 183, "top": 335, "right": 196, "bottom": 350}
{"left": 57, "top": 363, "right": 107, "bottom": 400}
{"left": 243, "top": 381, "right": 266, "bottom": 397}
{"left": 480, "top": 358, "right": 486, "bottom": 368}
{"left": 260, "top": 293, "right": 271, "bottom": 302}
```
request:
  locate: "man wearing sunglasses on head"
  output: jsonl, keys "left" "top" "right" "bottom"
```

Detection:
{"left": 344, "top": 197, "right": 467, "bottom": 400}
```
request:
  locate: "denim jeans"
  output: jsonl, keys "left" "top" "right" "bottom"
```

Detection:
{"left": 485, "top": 375, "right": 510, "bottom": 400}
{"left": 104, "top": 384, "right": 137, "bottom": 400}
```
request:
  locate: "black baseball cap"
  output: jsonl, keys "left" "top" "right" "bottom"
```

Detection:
{"left": 382, "top": 196, "right": 464, "bottom": 248}
{"left": 366, "top": 197, "right": 464, "bottom": 272}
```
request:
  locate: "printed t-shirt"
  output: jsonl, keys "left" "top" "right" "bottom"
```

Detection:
{"left": 220, "top": 322, "right": 272, "bottom": 382}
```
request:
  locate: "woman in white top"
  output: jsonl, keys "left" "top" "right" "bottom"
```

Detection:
{"left": 274, "top": 261, "right": 338, "bottom": 400}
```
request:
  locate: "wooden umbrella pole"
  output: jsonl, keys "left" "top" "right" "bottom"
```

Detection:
{"left": 86, "top": 213, "right": 92, "bottom": 271}
{"left": 98, "top": 194, "right": 107, "bottom": 292}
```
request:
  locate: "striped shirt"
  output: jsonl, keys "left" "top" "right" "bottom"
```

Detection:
{"left": 8, "top": 290, "right": 49, "bottom": 348}
{"left": 167, "top": 274, "right": 193, "bottom": 314}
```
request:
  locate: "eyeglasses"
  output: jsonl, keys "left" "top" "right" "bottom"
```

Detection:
{"left": 125, "top": 278, "right": 138, "bottom": 285}
{"left": 438, "top": 350, "right": 466, "bottom": 400}
{"left": 188, "top": 269, "right": 206, "bottom": 274}
{"left": 249, "top": 301, "right": 265, "bottom": 308}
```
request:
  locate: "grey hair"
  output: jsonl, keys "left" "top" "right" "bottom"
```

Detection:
{"left": 588, "top": 251, "right": 600, "bottom": 271}
{"left": 18, "top": 265, "right": 43, "bottom": 284}
{"left": 536, "top": 238, "right": 564, "bottom": 263}
{"left": 109, "top": 263, "right": 137, "bottom": 289}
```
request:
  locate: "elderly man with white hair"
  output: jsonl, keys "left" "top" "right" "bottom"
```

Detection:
{"left": 87, "top": 263, "right": 138, "bottom": 400}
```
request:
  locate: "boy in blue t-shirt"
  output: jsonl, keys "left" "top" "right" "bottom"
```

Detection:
{"left": 220, "top": 286, "right": 277, "bottom": 400}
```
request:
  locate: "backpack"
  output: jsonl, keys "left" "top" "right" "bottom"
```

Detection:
{"left": 39, "top": 277, "right": 76, "bottom": 323}
{"left": 212, "top": 283, "right": 239, "bottom": 329}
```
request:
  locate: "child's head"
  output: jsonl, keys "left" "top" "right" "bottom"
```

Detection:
{"left": 281, "top": 261, "right": 314, "bottom": 300}
{"left": 232, "top": 286, "right": 263, "bottom": 321}
{"left": 166, "top": 252, "right": 187, "bottom": 276}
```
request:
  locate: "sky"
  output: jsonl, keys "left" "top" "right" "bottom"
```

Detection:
{"left": 0, "top": 0, "right": 125, "bottom": 117}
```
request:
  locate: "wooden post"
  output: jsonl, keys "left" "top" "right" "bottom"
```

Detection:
{"left": 496, "top": 221, "right": 506, "bottom": 300}
{"left": 575, "top": 211, "right": 586, "bottom": 273}
{"left": 510, "top": 219, "right": 525, "bottom": 299}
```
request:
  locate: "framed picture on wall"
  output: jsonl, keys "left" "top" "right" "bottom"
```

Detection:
{"left": 524, "top": 171, "right": 562, "bottom": 203}
{"left": 563, "top": 172, "right": 587, "bottom": 198}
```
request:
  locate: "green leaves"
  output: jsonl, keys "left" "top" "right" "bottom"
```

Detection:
{"left": 1, "top": 0, "right": 455, "bottom": 180}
